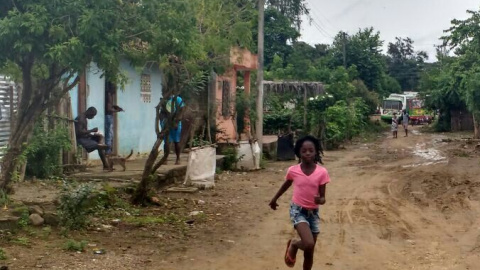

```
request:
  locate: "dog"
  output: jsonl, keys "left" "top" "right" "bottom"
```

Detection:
{"left": 106, "top": 150, "right": 133, "bottom": 171}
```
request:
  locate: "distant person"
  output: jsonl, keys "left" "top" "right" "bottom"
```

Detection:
{"left": 105, "top": 83, "right": 124, "bottom": 155}
{"left": 160, "top": 95, "right": 185, "bottom": 165}
{"left": 401, "top": 109, "right": 410, "bottom": 137}
{"left": 75, "top": 107, "right": 109, "bottom": 170}
{"left": 391, "top": 113, "right": 398, "bottom": 139}
{"left": 269, "top": 135, "right": 330, "bottom": 270}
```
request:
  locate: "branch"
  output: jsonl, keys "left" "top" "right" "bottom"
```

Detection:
{"left": 151, "top": 149, "right": 169, "bottom": 174}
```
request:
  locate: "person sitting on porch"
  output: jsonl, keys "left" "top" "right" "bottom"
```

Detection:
{"left": 75, "top": 107, "right": 109, "bottom": 170}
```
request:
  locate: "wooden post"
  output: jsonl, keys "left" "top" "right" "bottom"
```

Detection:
{"left": 244, "top": 71, "right": 251, "bottom": 138}
{"left": 256, "top": 0, "right": 265, "bottom": 150}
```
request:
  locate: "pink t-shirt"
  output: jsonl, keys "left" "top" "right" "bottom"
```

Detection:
{"left": 285, "top": 164, "right": 331, "bottom": 209}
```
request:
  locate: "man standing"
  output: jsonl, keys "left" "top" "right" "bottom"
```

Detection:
{"left": 162, "top": 95, "right": 185, "bottom": 165}
{"left": 105, "top": 83, "right": 123, "bottom": 155}
{"left": 75, "top": 107, "right": 109, "bottom": 170}
{"left": 401, "top": 109, "right": 410, "bottom": 137}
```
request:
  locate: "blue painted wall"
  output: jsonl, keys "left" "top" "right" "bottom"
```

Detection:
{"left": 76, "top": 61, "right": 163, "bottom": 160}
{"left": 116, "top": 60, "right": 162, "bottom": 155}
{"left": 70, "top": 85, "right": 78, "bottom": 119}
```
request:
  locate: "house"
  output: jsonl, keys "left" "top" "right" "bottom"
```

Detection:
{"left": 70, "top": 61, "right": 163, "bottom": 161}
{"left": 70, "top": 47, "right": 258, "bottom": 162}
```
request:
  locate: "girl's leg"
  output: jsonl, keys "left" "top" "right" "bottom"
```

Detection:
{"left": 289, "top": 222, "right": 316, "bottom": 270}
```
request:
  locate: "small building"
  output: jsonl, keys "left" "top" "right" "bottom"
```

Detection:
{"left": 70, "top": 60, "right": 163, "bottom": 161}
{"left": 212, "top": 47, "right": 258, "bottom": 143}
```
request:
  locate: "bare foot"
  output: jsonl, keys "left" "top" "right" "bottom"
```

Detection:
{"left": 175, "top": 159, "right": 181, "bottom": 165}
{"left": 98, "top": 144, "right": 108, "bottom": 150}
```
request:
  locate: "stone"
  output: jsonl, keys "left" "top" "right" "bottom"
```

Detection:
{"left": 10, "top": 206, "right": 29, "bottom": 217}
{"left": 0, "top": 216, "right": 20, "bottom": 230}
{"left": 29, "top": 205, "right": 44, "bottom": 216}
{"left": 29, "top": 214, "right": 44, "bottom": 226}
{"left": 43, "top": 213, "right": 60, "bottom": 227}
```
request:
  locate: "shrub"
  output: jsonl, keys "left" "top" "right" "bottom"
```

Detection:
{"left": 24, "top": 120, "right": 71, "bottom": 178}
{"left": 63, "top": 239, "right": 88, "bottom": 252}
{"left": 58, "top": 182, "right": 94, "bottom": 230}
{"left": 0, "top": 248, "right": 6, "bottom": 260}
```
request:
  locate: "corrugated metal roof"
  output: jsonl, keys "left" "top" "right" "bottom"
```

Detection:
{"left": 0, "top": 75, "right": 18, "bottom": 159}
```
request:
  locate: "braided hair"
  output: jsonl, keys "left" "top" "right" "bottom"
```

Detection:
{"left": 294, "top": 135, "right": 324, "bottom": 164}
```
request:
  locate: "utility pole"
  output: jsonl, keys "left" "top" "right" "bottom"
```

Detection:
{"left": 342, "top": 32, "right": 347, "bottom": 68}
{"left": 256, "top": 0, "right": 265, "bottom": 153}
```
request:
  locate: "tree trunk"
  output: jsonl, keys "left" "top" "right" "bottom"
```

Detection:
{"left": 473, "top": 113, "right": 480, "bottom": 139}
{"left": 132, "top": 137, "right": 163, "bottom": 205}
{"left": 0, "top": 117, "right": 35, "bottom": 190}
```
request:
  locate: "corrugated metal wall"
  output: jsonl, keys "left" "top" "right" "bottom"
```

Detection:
{"left": 0, "top": 75, "right": 18, "bottom": 157}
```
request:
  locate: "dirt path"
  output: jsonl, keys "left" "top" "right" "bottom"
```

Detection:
{"left": 168, "top": 127, "right": 480, "bottom": 270}
{"left": 3, "top": 127, "right": 480, "bottom": 269}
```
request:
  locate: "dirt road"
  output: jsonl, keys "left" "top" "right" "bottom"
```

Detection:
{"left": 169, "top": 127, "right": 480, "bottom": 270}
{"left": 3, "top": 127, "right": 480, "bottom": 269}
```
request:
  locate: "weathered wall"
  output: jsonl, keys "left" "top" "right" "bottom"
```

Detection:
{"left": 72, "top": 61, "right": 163, "bottom": 160}
{"left": 116, "top": 60, "right": 162, "bottom": 156}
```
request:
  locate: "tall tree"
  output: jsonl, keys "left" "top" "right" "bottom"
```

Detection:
{"left": 267, "top": 0, "right": 309, "bottom": 29}
{"left": 261, "top": 8, "right": 300, "bottom": 68}
{"left": 442, "top": 8, "right": 480, "bottom": 138}
{"left": 133, "top": 0, "right": 255, "bottom": 204}
{"left": 330, "top": 28, "right": 388, "bottom": 96}
{"left": 387, "top": 37, "right": 428, "bottom": 91}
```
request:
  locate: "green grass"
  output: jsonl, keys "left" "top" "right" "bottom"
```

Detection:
{"left": 11, "top": 237, "right": 30, "bottom": 247}
{"left": 63, "top": 239, "right": 88, "bottom": 252}
{"left": 0, "top": 248, "right": 6, "bottom": 260}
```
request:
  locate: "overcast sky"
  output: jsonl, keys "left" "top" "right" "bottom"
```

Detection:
{"left": 299, "top": 0, "right": 480, "bottom": 61}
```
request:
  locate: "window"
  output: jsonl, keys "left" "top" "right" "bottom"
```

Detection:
{"left": 221, "top": 80, "right": 231, "bottom": 117}
{"left": 141, "top": 74, "right": 151, "bottom": 103}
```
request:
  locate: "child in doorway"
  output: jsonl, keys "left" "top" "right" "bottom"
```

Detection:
{"left": 391, "top": 113, "right": 398, "bottom": 139}
{"left": 269, "top": 135, "right": 331, "bottom": 270}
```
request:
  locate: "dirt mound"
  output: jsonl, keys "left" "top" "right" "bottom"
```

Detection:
{"left": 398, "top": 167, "right": 479, "bottom": 214}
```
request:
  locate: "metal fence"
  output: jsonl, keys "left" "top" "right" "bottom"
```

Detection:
{"left": 0, "top": 75, "right": 18, "bottom": 158}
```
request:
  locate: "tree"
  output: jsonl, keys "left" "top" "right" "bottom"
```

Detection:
{"left": 387, "top": 37, "right": 428, "bottom": 91}
{"left": 132, "top": 0, "right": 255, "bottom": 204}
{"left": 0, "top": 0, "right": 169, "bottom": 190}
{"left": 267, "top": 0, "right": 309, "bottom": 29}
{"left": 262, "top": 8, "right": 300, "bottom": 68}
{"left": 442, "top": 8, "right": 480, "bottom": 138}
{"left": 330, "top": 28, "right": 388, "bottom": 96}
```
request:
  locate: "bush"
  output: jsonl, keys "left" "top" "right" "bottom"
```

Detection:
{"left": 324, "top": 99, "right": 370, "bottom": 149}
{"left": 222, "top": 147, "right": 243, "bottom": 171}
{"left": 24, "top": 120, "right": 71, "bottom": 178}
{"left": 0, "top": 248, "right": 6, "bottom": 260}
{"left": 58, "top": 182, "right": 94, "bottom": 230}
{"left": 63, "top": 239, "right": 88, "bottom": 252}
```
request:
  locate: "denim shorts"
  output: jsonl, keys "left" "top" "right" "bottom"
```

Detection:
{"left": 289, "top": 203, "right": 320, "bottom": 234}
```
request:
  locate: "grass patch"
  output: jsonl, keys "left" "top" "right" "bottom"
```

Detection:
{"left": 63, "top": 239, "right": 88, "bottom": 252}
{"left": 11, "top": 237, "right": 30, "bottom": 247}
{"left": 0, "top": 248, "right": 6, "bottom": 260}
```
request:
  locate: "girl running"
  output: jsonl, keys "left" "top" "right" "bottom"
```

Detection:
{"left": 269, "top": 135, "right": 331, "bottom": 270}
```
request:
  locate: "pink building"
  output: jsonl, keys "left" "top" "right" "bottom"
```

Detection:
{"left": 213, "top": 47, "right": 258, "bottom": 143}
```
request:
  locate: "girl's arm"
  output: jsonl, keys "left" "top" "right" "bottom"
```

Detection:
{"left": 315, "top": 184, "right": 327, "bottom": 205}
{"left": 269, "top": 180, "right": 293, "bottom": 210}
